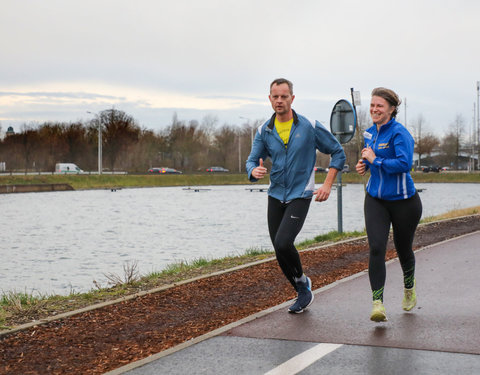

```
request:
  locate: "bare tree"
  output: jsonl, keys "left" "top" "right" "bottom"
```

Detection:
{"left": 16, "top": 125, "right": 40, "bottom": 172}
{"left": 36, "top": 123, "right": 68, "bottom": 171}
{"left": 409, "top": 114, "right": 439, "bottom": 168}
{"left": 98, "top": 109, "right": 141, "bottom": 171}
{"left": 211, "top": 124, "right": 237, "bottom": 170}
{"left": 440, "top": 114, "right": 466, "bottom": 169}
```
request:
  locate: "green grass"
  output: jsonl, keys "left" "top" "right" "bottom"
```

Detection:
{"left": 0, "top": 171, "right": 478, "bottom": 191}
{"left": 0, "top": 173, "right": 253, "bottom": 190}
{"left": 297, "top": 230, "right": 366, "bottom": 248}
{"left": 421, "top": 205, "right": 480, "bottom": 223}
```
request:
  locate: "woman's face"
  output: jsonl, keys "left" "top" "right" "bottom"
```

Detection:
{"left": 370, "top": 95, "right": 395, "bottom": 126}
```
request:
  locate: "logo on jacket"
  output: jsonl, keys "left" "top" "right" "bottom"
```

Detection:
{"left": 378, "top": 142, "right": 389, "bottom": 149}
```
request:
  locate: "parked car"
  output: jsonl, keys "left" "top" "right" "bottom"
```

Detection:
{"left": 206, "top": 166, "right": 229, "bottom": 173}
{"left": 148, "top": 167, "right": 182, "bottom": 174}
{"left": 314, "top": 166, "right": 326, "bottom": 173}
{"left": 422, "top": 166, "right": 440, "bottom": 173}
{"left": 55, "top": 163, "right": 84, "bottom": 174}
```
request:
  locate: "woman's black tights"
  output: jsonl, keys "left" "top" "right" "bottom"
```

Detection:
{"left": 364, "top": 192, "right": 422, "bottom": 301}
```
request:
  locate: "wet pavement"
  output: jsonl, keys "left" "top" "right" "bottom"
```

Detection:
{"left": 107, "top": 231, "right": 480, "bottom": 374}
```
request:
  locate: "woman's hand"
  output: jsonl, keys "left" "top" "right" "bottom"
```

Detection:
{"left": 361, "top": 147, "right": 376, "bottom": 164}
{"left": 356, "top": 159, "right": 366, "bottom": 176}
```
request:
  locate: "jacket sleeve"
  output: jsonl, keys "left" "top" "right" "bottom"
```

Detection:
{"left": 246, "top": 128, "right": 269, "bottom": 182}
{"left": 371, "top": 128, "right": 413, "bottom": 173}
{"left": 314, "top": 121, "right": 346, "bottom": 171}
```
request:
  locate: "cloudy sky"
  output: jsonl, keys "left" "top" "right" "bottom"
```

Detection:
{"left": 1, "top": 0, "right": 479, "bottom": 137}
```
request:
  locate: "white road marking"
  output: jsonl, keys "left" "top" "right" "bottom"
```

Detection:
{"left": 264, "top": 343, "right": 342, "bottom": 375}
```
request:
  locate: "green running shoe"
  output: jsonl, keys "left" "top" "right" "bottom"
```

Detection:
{"left": 370, "top": 300, "right": 388, "bottom": 322}
{"left": 402, "top": 279, "right": 417, "bottom": 311}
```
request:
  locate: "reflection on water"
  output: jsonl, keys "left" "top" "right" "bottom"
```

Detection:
{"left": 0, "top": 183, "right": 478, "bottom": 295}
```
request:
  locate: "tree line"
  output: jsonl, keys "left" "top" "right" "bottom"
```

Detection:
{"left": 0, "top": 108, "right": 475, "bottom": 173}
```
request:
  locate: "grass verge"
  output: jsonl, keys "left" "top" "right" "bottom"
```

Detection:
{"left": 0, "top": 171, "right": 479, "bottom": 190}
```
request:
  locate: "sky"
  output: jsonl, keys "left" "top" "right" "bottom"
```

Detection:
{"left": 1, "top": 0, "right": 480, "bottom": 138}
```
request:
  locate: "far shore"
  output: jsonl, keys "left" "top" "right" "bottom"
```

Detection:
{"left": 0, "top": 171, "right": 478, "bottom": 191}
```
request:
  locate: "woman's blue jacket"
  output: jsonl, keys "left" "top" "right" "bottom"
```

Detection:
{"left": 363, "top": 118, "right": 416, "bottom": 200}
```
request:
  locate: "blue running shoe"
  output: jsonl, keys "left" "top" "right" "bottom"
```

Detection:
{"left": 288, "top": 276, "right": 314, "bottom": 313}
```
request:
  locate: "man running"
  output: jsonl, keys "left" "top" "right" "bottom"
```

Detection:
{"left": 246, "top": 78, "right": 345, "bottom": 313}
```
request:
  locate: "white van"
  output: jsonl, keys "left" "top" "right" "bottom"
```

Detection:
{"left": 55, "top": 163, "right": 84, "bottom": 174}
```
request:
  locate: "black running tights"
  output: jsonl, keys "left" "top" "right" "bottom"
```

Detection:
{"left": 364, "top": 192, "right": 422, "bottom": 296}
{"left": 267, "top": 196, "right": 311, "bottom": 290}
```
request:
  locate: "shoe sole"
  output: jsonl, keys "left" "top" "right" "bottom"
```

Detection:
{"left": 288, "top": 293, "right": 314, "bottom": 314}
{"left": 402, "top": 300, "right": 417, "bottom": 311}
{"left": 370, "top": 312, "right": 388, "bottom": 322}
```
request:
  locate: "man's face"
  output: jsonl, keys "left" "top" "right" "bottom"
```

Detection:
{"left": 269, "top": 83, "right": 294, "bottom": 117}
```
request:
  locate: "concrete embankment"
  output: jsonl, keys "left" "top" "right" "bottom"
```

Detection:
{"left": 0, "top": 183, "right": 74, "bottom": 194}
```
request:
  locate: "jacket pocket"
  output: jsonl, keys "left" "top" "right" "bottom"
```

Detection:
{"left": 269, "top": 167, "right": 284, "bottom": 187}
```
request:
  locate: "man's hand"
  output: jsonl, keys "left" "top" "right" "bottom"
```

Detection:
{"left": 314, "top": 167, "right": 337, "bottom": 202}
{"left": 314, "top": 184, "right": 331, "bottom": 202}
{"left": 251, "top": 158, "right": 267, "bottom": 179}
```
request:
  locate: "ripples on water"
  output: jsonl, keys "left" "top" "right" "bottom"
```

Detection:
{"left": 0, "top": 183, "right": 478, "bottom": 295}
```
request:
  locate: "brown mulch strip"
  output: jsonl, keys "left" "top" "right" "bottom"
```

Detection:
{"left": 1, "top": 216, "right": 479, "bottom": 374}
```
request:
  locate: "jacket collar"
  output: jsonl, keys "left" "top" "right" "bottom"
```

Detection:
{"left": 267, "top": 109, "right": 299, "bottom": 131}
{"left": 374, "top": 117, "right": 396, "bottom": 133}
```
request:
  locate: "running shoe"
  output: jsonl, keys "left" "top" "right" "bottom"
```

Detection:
{"left": 402, "top": 279, "right": 417, "bottom": 311}
{"left": 370, "top": 300, "right": 388, "bottom": 322}
{"left": 288, "top": 276, "right": 314, "bottom": 314}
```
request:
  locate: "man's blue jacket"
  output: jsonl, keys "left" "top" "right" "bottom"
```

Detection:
{"left": 363, "top": 118, "right": 416, "bottom": 200}
{"left": 246, "top": 110, "right": 345, "bottom": 202}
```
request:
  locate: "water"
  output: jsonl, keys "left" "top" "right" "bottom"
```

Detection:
{"left": 0, "top": 183, "right": 478, "bottom": 295}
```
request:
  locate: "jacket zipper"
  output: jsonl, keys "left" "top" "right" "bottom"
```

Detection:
{"left": 373, "top": 127, "right": 383, "bottom": 199}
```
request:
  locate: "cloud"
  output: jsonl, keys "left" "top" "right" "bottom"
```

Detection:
{"left": 1, "top": 0, "right": 479, "bottom": 135}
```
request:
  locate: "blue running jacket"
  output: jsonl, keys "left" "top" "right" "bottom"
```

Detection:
{"left": 363, "top": 118, "right": 416, "bottom": 200}
{"left": 246, "top": 110, "right": 345, "bottom": 202}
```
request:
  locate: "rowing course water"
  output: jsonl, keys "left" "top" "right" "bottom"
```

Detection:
{"left": 0, "top": 183, "right": 478, "bottom": 295}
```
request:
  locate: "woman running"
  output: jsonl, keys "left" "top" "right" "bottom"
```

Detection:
{"left": 356, "top": 87, "right": 422, "bottom": 322}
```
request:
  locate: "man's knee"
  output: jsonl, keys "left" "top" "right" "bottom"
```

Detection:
{"left": 274, "top": 236, "right": 294, "bottom": 254}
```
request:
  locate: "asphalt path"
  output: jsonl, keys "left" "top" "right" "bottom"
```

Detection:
{"left": 107, "top": 231, "right": 480, "bottom": 375}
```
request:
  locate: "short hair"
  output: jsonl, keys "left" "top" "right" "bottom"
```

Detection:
{"left": 371, "top": 87, "right": 402, "bottom": 118}
{"left": 270, "top": 78, "right": 293, "bottom": 95}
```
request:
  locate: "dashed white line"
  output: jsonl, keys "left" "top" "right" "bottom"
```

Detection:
{"left": 264, "top": 343, "right": 342, "bottom": 375}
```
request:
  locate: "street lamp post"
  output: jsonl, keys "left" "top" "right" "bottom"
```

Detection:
{"left": 87, "top": 111, "right": 102, "bottom": 175}
{"left": 238, "top": 135, "right": 241, "bottom": 173}
{"left": 239, "top": 116, "right": 254, "bottom": 145}
{"left": 477, "top": 82, "right": 479, "bottom": 170}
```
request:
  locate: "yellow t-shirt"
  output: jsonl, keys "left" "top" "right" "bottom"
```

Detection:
{"left": 275, "top": 118, "right": 293, "bottom": 148}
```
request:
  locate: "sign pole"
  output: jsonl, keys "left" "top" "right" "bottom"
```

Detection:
{"left": 330, "top": 92, "right": 358, "bottom": 234}
{"left": 336, "top": 171, "right": 343, "bottom": 233}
